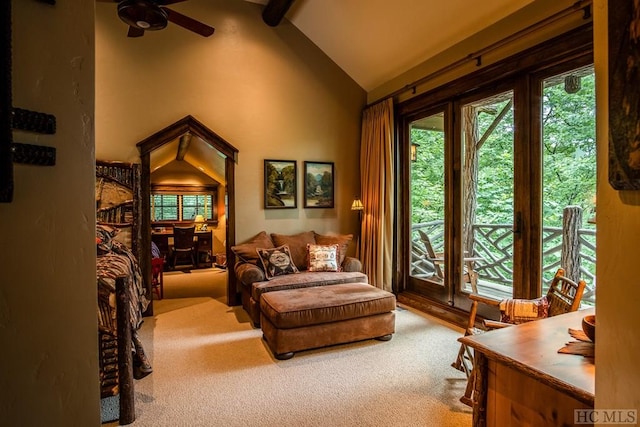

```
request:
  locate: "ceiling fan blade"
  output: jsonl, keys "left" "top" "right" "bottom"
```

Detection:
{"left": 157, "top": 0, "right": 188, "bottom": 4}
{"left": 94, "top": 0, "right": 186, "bottom": 3}
{"left": 164, "top": 7, "right": 215, "bottom": 37}
{"left": 128, "top": 26, "right": 145, "bottom": 37}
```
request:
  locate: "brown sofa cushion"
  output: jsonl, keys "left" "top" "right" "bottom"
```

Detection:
{"left": 271, "top": 231, "right": 316, "bottom": 270}
{"left": 231, "top": 231, "right": 275, "bottom": 265}
{"left": 251, "top": 270, "right": 368, "bottom": 301}
{"left": 314, "top": 232, "right": 353, "bottom": 265}
{"left": 260, "top": 283, "right": 396, "bottom": 329}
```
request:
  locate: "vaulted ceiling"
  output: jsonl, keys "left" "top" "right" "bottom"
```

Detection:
{"left": 120, "top": 0, "right": 539, "bottom": 183}
{"left": 249, "top": 0, "right": 535, "bottom": 91}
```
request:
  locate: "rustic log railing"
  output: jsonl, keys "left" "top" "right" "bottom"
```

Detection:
{"left": 411, "top": 207, "right": 596, "bottom": 305}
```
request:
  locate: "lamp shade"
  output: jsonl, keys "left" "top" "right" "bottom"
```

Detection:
{"left": 194, "top": 214, "right": 206, "bottom": 231}
{"left": 351, "top": 199, "right": 364, "bottom": 211}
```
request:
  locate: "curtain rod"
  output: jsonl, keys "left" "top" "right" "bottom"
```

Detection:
{"left": 366, "top": 0, "right": 593, "bottom": 109}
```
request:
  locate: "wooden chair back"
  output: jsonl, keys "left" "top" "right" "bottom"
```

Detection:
{"left": 418, "top": 230, "right": 444, "bottom": 279}
{"left": 545, "top": 268, "right": 586, "bottom": 317}
{"left": 173, "top": 226, "right": 196, "bottom": 252}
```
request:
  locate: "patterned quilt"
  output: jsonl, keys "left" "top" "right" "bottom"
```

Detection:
{"left": 97, "top": 225, "right": 149, "bottom": 335}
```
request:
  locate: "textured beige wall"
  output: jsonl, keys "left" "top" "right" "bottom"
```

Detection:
{"left": 593, "top": 0, "right": 640, "bottom": 415}
{"left": 96, "top": 0, "right": 366, "bottom": 244}
{"left": 0, "top": 1, "right": 99, "bottom": 425}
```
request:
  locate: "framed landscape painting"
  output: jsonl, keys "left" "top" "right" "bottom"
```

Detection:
{"left": 264, "top": 159, "right": 297, "bottom": 209}
{"left": 304, "top": 161, "right": 334, "bottom": 208}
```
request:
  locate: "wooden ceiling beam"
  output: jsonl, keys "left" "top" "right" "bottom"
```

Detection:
{"left": 262, "top": 0, "right": 295, "bottom": 27}
{"left": 176, "top": 132, "right": 192, "bottom": 161}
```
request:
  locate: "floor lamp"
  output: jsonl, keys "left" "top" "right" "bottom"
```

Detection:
{"left": 351, "top": 198, "right": 364, "bottom": 258}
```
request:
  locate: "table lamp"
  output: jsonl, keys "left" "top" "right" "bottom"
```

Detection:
{"left": 194, "top": 214, "right": 206, "bottom": 231}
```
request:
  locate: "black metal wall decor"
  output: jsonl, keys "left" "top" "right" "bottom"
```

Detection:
{"left": 11, "top": 106, "right": 58, "bottom": 167}
{"left": 1, "top": 0, "right": 58, "bottom": 203}
{"left": 0, "top": 0, "right": 12, "bottom": 202}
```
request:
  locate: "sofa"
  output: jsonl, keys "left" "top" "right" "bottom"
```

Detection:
{"left": 232, "top": 230, "right": 368, "bottom": 327}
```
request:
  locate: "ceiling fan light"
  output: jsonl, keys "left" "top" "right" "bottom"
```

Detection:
{"left": 118, "top": 0, "right": 168, "bottom": 31}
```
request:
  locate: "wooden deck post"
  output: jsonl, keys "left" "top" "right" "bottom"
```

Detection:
{"left": 561, "top": 206, "right": 582, "bottom": 283}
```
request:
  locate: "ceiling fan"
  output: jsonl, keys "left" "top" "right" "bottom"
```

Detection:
{"left": 98, "top": 0, "right": 215, "bottom": 38}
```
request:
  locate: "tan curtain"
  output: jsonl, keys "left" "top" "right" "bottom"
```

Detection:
{"left": 359, "top": 98, "right": 394, "bottom": 291}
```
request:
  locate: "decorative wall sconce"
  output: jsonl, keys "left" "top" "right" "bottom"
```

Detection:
{"left": 411, "top": 143, "right": 420, "bottom": 162}
{"left": 351, "top": 198, "right": 364, "bottom": 222}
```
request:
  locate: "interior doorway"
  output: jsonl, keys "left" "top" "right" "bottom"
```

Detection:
{"left": 137, "top": 115, "right": 239, "bottom": 314}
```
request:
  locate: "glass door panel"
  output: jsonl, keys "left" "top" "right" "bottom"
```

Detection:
{"left": 540, "top": 66, "right": 596, "bottom": 304}
{"left": 409, "top": 112, "right": 447, "bottom": 299}
{"left": 461, "top": 91, "right": 515, "bottom": 299}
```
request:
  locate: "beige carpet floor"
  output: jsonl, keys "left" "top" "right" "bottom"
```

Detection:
{"left": 107, "top": 269, "right": 472, "bottom": 426}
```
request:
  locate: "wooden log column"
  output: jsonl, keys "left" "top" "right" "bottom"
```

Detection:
{"left": 116, "top": 276, "right": 135, "bottom": 425}
{"left": 562, "top": 206, "right": 582, "bottom": 283}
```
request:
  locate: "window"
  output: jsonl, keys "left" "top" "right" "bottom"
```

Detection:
{"left": 182, "top": 194, "right": 214, "bottom": 221}
{"left": 152, "top": 194, "right": 178, "bottom": 221}
{"left": 151, "top": 185, "right": 217, "bottom": 224}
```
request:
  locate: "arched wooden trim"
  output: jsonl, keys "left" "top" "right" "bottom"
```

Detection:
{"left": 137, "top": 115, "right": 238, "bottom": 161}
{"left": 137, "top": 116, "right": 239, "bottom": 311}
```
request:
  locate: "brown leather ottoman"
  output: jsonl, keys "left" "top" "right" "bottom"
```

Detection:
{"left": 260, "top": 283, "right": 396, "bottom": 360}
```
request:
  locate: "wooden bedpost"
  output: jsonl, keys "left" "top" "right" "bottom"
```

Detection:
{"left": 116, "top": 276, "right": 135, "bottom": 424}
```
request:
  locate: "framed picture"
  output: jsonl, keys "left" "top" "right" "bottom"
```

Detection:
{"left": 304, "top": 161, "right": 334, "bottom": 208}
{"left": 264, "top": 159, "right": 297, "bottom": 209}
{"left": 608, "top": 0, "right": 640, "bottom": 190}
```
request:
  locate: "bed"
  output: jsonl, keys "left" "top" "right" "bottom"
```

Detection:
{"left": 97, "top": 224, "right": 151, "bottom": 397}
{"left": 96, "top": 160, "right": 149, "bottom": 423}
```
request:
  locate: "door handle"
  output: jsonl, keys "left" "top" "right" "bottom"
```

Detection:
{"left": 513, "top": 211, "right": 522, "bottom": 235}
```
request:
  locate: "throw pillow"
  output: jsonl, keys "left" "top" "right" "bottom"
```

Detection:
{"left": 313, "top": 232, "right": 353, "bottom": 265}
{"left": 231, "top": 231, "right": 275, "bottom": 265}
{"left": 257, "top": 244, "right": 299, "bottom": 279}
{"left": 499, "top": 296, "right": 549, "bottom": 324}
{"left": 307, "top": 244, "right": 340, "bottom": 272}
{"left": 271, "top": 231, "right": 316, "bottom": 271}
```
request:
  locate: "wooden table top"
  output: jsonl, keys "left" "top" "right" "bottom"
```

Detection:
{"left": 152, "top": 229, "right": 211, "bottom": 236}
{"left": 460, "top": 307, "right": 595, "bottom": 406}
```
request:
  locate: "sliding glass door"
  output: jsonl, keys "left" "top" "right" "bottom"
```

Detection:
{"left": 398, "top": 26, "right": 594, "bottom": 313}
{"left": 461, "top": 91, "right": 515, "bottom": 299}
{"left": 409, "top": 111, "right": 448, "bottom": 301}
